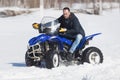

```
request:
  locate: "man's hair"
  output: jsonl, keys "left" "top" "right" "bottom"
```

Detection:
{"left": 63, "top": 7, "right": 70, "bottom": 12}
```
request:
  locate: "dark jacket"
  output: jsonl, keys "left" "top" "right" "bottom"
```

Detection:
{"left": 58, "top": 13, "right": 85, "bottom": 39}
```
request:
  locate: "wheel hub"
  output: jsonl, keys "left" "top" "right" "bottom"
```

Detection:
{"left": 89, "top": 52, "right": 100, "bottom": 64}
{"left": 53, "top": 54, "right": 59, "bottom": 67}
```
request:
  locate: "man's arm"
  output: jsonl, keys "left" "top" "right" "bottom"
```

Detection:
{"left": 66, "top": 18, "right": 80, "bottom": 34}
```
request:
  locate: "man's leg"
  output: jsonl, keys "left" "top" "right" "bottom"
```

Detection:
{"left": 66, "top": 34, "right": 82, "bottom": 61}
{"left": 69, "top": 34, "right": 83, "bottom": 53}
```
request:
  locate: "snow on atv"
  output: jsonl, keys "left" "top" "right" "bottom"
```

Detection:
{"left": 25, "top": 17, "right": 103, "bottom": 69}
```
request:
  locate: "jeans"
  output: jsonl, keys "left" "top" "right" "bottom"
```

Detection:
{"left": 69, "top": 34, "right": 83, "bottom": 53}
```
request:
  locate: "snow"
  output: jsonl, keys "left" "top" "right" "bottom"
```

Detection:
{"left": 0, "top": 8, "right": 120, "bottom": 80}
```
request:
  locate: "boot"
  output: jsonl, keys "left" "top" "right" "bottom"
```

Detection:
{"left": 66, "top": 52, "right": 74, "bottom": 61}
{"left": 60, "top": 52, "right": 67, "bottom": 60}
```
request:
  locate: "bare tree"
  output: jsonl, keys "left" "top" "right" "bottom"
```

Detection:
{"left": 54, "top": 0, "right": 58, "bottom": 8}
{"left": 40, "top": 0, "right": 44, "bottom": 17}
{"left": 119, "top": 0, "right": 120, "bottom": 11}
{"left": 99, "top": 0, "right": 103, "bottom": 14}
{"left": 69, "top": 0, "right": 73, "bottom": 8}
{"left": 58, "top": 0, "right": 62, "bottom": 9}
{"left": 85, "top": 0, "right": 90, "bottom": 9}
{"left": 110, "top": 0, "right": 113, "bottom": 10}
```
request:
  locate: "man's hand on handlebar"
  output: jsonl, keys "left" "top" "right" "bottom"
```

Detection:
{"left": 59, "top": 28, "right": 67, "bottom": 33}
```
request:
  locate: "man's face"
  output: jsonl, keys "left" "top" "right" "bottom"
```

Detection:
{"left": 63, "top": 9, "right": 70, "bottom": 19}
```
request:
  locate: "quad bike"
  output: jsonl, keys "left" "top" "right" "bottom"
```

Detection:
{"left": 25, "top": 17, "right": 103, "bottom": 69}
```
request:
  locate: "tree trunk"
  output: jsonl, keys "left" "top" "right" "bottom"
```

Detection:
{"left": 58, "top": 0, "right": 62, "bottom": 10}
{"left": 110, "top": 0, "right": 113, "bottom": 10}
{"left": 54, "top": 0, "right": 58, "bottom": 9}
{"left": 69, "top": 0, "right": 73, "bottom": 8}
{"left": 99, "top": 0, "right": 103, "bottom": 15}
{"left": 119, "top": 0, "right": 120, "bottom": 11}
{"left": 40, "top": 0, "right": 44, "bottom": 17}
{"left": 93, "top": 0, "right": 95, "bottom": 10}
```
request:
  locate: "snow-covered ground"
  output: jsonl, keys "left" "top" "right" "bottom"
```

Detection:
{"left": 0, "top": 8, "right": 120, "bottom": 80}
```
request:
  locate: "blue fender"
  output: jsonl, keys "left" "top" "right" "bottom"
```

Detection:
{"left": 28, "top": 34, "right": 50, "bottom": 46}
{"left": 85, "top": 33, "right": 101, "bottom": 40}
{"left": 78, "top": 33, "right": 102, "bottom": 48}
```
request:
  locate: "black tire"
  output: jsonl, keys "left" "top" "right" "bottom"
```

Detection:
{"left": 82, "top": 47, "right": 103, "bottom": 64}
{"left": 45, "top": 50, "right": 59, "bottom": 69}
{"left": 25, "top": 52, "right": 34, "bottom": 66}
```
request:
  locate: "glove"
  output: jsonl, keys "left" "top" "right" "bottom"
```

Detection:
{"left": 59, "top": 28, "right": 67, "bottom": 33}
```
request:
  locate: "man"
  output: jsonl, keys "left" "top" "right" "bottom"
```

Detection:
{"left": 58, "top": 7, "right": 85, "bottom": 61}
